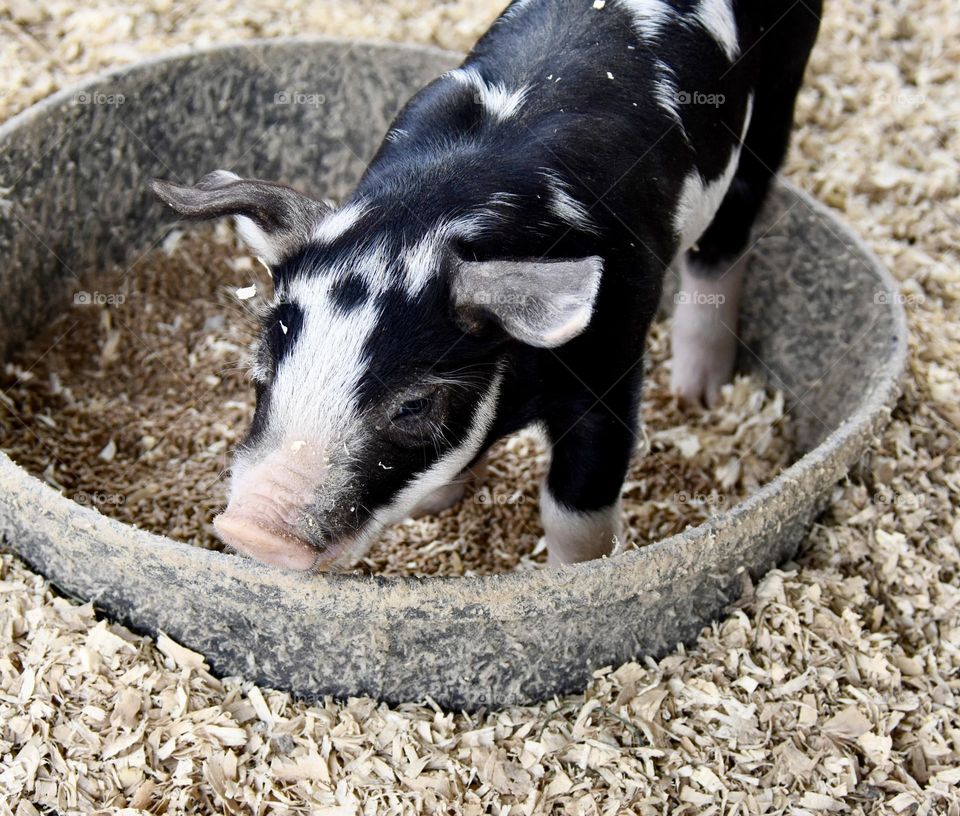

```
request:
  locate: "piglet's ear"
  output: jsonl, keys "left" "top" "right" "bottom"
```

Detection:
{"left": 451, "top": 256, "right": 604, "bottom": 348}
{"left": 149, "top": 170, "right": 331, "bottom": 265}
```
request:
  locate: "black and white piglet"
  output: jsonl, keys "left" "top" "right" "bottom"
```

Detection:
{"left": 151, "top": 0, "right": 821, "bottom": 570}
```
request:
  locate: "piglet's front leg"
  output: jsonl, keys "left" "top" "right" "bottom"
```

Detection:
{"left": 540, "top": 386, "right": 638, "bottom": 566}
{"left": 541, "top": 491, "right": 623, "bottom": 567}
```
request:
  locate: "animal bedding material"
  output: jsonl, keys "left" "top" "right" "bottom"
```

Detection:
{"left": 0, "top": 226, "right": 793, "bottom": 576}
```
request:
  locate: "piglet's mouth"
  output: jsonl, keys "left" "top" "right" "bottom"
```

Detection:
{"left": 214, "top": 512, "right": 332, "bottom": 572}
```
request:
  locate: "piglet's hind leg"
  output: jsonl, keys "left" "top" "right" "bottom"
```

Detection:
{"left": 670, "top": 253, "right": 746, "bottom": 408}
{"left": 671, "top": 0, "right": 821, "bottom": 408}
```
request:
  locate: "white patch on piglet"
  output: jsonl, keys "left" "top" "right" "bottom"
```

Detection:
{"left": 540, "top": 169, "right": 599, "bottom": 235}
{"left": 669, "top": 252, "right": 746, "bottom": 407}
{"left": 267, "top": 279, "right": 380, "bottom": 452}
{"left": 540, "top": 487, "right": 622, "bottom": 565}
{"left": 228, "top": 264, "right": 385, "bottom": 516}
{"left": 312, "top": 200, "right": 370, "bottom": 245}
{"left": 672, "top": 93, "right": 753, "bottom": 253}
{"left": 619, "top": 0, "right": 681, "bottom": 43}
{"left": 694, "top": 0, "right": 740, "bottom": 61}
{"left": 448, "top": 67, "right": 530, "bottom": 122}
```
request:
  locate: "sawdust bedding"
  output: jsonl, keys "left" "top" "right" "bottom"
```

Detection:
{"left": 0, "top": 0, "right": 958, "bottom": 814}
{"left": 0, "top": 223, "right": 792, "bottom": 576}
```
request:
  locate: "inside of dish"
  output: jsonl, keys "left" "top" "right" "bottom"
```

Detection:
{"left": 0, "top": 224, "right": 795, "bottom": 576}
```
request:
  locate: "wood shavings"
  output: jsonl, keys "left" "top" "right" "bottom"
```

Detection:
{"left": 0, "top": 226, "right": 260, "bottom": 551}
{"left": 157, "top": 632, "right": 209, "bottom": 671}
{"left": 98, "top": 437, "right": 117, "bottom": 462}
{"left": 0, "top": 0, "right": 958, "bottom": 813}
{"left": 0, "top": 227, "right": 793, "bottom": 577}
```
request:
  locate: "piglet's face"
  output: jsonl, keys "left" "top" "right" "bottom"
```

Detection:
{"left": 150, "top": 171, "right": 603, "bottom": 570}
{"left": 217, "top": 269, "right": 506, "bottom": 571}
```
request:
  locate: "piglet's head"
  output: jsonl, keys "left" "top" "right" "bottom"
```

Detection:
{"left": 151, "top": 171, "right": 603, "bottom": 571}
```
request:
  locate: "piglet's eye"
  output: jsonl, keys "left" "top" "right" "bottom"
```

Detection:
{"left": 391, "top": 396, "right": 433, "bottom": 423}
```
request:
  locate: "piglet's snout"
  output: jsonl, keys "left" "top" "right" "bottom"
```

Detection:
{"left": 214, "top": 447, "right": 326, "bottom": 571}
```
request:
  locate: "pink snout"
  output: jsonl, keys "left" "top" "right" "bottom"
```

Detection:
{"left": 214, "top": 447, "right": 326, "bottom": 571}
{"left": 214, "top": 513, "right": 319, "bottom": 570}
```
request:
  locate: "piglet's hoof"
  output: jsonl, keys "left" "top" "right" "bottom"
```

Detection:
{"left": 670, "top": 315, "right": 737, "bottom": 409}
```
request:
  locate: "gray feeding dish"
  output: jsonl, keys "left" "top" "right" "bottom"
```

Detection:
{"left": 0, "top": 39, "right": 906, "bottom": 708}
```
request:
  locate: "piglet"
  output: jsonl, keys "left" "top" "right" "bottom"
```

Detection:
{"left": 151, "top": 0, "right": 821, "bottom": 570}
